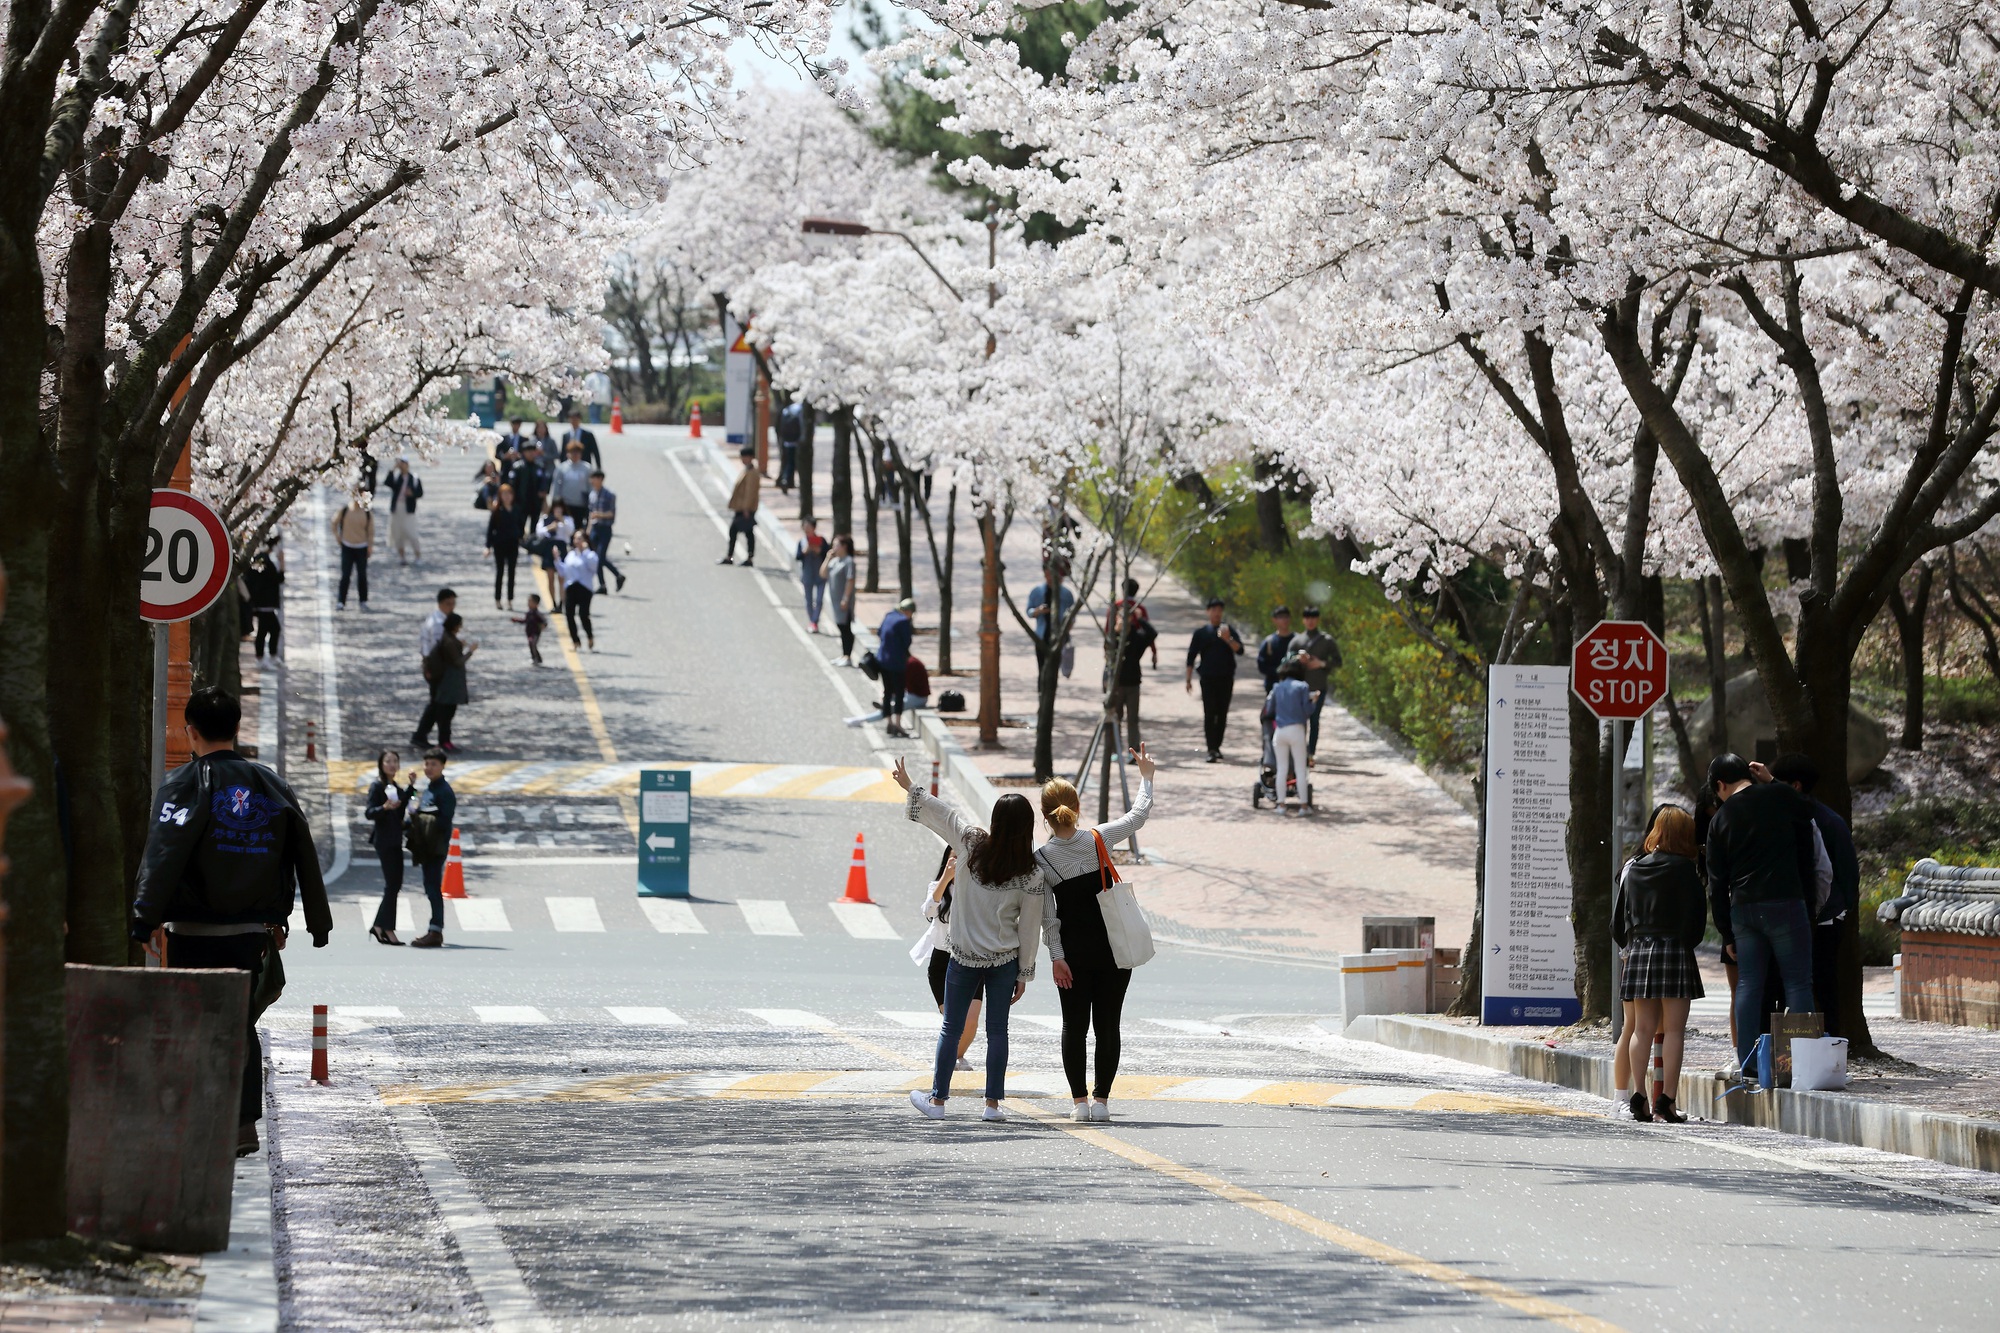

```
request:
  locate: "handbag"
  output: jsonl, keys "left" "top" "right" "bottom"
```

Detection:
{"left": 858, "top": 649, "right": 881, "bottom": 681}
{"left": 937, "top": 689, "right": 966, "bottom": 712}
{"left": 405, "top": 808, "right": 447, "bottom": 862}
{"left": 1091, "top": 829, "right": 1155, "bottom": 969}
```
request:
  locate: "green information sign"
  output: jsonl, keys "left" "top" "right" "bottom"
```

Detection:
{"left": 637, "top": 768, "right": 691, "bottom": 898}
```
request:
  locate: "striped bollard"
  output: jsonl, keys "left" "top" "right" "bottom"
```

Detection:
{"left": 930, "top": 759, "right": 940, "bottom": 797}
{"left": 1652, "top": 1032, "right": 1665, "bottom": 1101}
{"left": 312, "top": 1004, "right": 330, "bottom": 1084}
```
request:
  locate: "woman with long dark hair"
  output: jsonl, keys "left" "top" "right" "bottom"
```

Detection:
{"left": 1038, "top": 744, "right": 1156, "bottom": 1121}
{"left": 484, "top": 482, "right": 525, "bottom": 609}
{"left": 1615, "top": 804, "right": 1708, "bottom": 1123}
{"left": 363, "top": 749, "right": 416, "bottom": 944}
{"left": 894, "top": 758, "right": 1068, "bottom": 1121}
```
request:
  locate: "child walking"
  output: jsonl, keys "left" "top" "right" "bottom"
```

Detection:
{"left": 513, "top": 593, "right": 548, "bottom": 666}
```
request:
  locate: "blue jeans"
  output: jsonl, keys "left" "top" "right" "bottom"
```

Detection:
{"left": 933, "top": 958, "right": 1018, "bottom": 1102}
{"left": 1731, "top": 898, "right": 1815, "bottom": 1065}
{"left": 419, "top": 858, "right": 446, "bottom": 933}
{"left": 802, "top": 573, "right": 825, "bottom": 625}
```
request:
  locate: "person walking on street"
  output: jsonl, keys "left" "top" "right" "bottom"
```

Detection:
{"left": 498, "top": 417, "right": 529, "bottom": 458}
{"left": 1770, "top": 753, "right": 1861, "bottom": 1034}
{"left": 1614, "top": 804, "right": 1708, "bottom": 1122}
{"left": 331, "top": 498, "right": 374, "bottom": 609}
{"left": 1256, "top": 606, "right": 1294, "bottom": 694}
{"left": 586, "top": 471, "right": 625, "bottom": 593}
{"left": 484, "top": 484, "right": 526, "bottom": 608}
{"left": 1105, "top": 603, "right": 1157, "bottom": 748}
{"left": 796, "top": 518, "right": 828, "bottom": 631}
{"left": 1262, "top": 658, "right": 1319, "bottom": 811}
{"left": 553, "top": 440, "right": 593, "bottom": 519}
{"left": 406, "top": 748, "right": 457, "bottom": 948}
{"left": 131, "top": 687, "right": 331, "bottom": 1157}
{"left": 529, "top": 419, "right": 559, "bottom": 466}
{"left": 719, "top": 447, "right": 761, "bottom": 565}
{"left": 240, "top": 547, "right": 284, "bottom": 660}
{"left": 413, "top": 612, "right": 476, "bottom": 752}
{"left": 384, "top": 459, "right": 424, "bottom": 563}
{"left": 513, "top": 593, "right": 549, "bottom": 666}
{"left": 474, "top": 459, "right": 502, "bottom": 511}
{"left": 508, "top": 439, "right": 552, "bottom": 516}
{"left": 1038, "top": 746, "right": 1155, "bottom": 1122}
{"left": 365, "top": 750, "right": 417, "bottom": 945}
{"left": 878, "top": 597, "right": 916, "bottom": 738}
{"left": 559, "top": 529, "right": 600, "bottom": 651}
{"left": 894, "top": 757, "right": 1066, "bottom": 1122}
{"left": 532, "top": 502, "right": 576, "bottom": 611}
{"left": 1185, "top": 599, "right": 1244, "bottom": 762}
{"left": 412, "top": 588, "right": 456, "bottom": 747}
{"left": 564, "top": 409, "right": 600, "bottom": 469}
{"left": 1288, "top": 605, "right": 1343, "bottom": 766}
{"left": 1706, "top": 753, "right": 1825, "bottom": 1073}
{"left": 916, "top": 849, "right": 982, "bottom": 1072}
{"left": 822, "top": 535, "right": 857, "bottom": 664}
{"left": 776, "top": 401, "right": 803, "bottom": 492}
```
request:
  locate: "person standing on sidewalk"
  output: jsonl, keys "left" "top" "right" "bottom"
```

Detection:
{"left": 383, "top": 459, "right": 424, "bottom": 564}
{"left": 1770, "top": 753, "right": 1861, "bottom": 1035}
{"left": 1184, "top": 599, "right": 1244, "bottom": 762}
{"left": 776, "top": 401, "right": 803, "bottom": 493}
{"left": 331, "top": 497, "right": 374, "bottom": 610}
{"left": 1706, "top": 753, "right": 1823, "bottom": 1072}
{"left": 240, "top": 546, "right": 284, "bottom": 660}
{"left": 586, "top": 470, "right": 625, "bottom": 593}
{"left": 796, "top": 518, "right": 828, "bottom": 631}
{"left": 406, "top": 748, "right": 457, "bottom": 949}
{"left": 1262, "top": 659, "right": 1318, "bottom": 811}
{"left": 1614, "top": 804, "right": 1707, "bottom": 1122}
{"left": 414, "top": 610, "right": 476, "bottom": 752}
{"left": 878, "top": 597, "right": 916, "bottom": 738}
{"left": 822, "top": 535, "right": 857, "bottom": 664}
{"left": 1105, "top": 603, "right": 1157, "bottom": 748}
{"left": 1037, "top": 746, "right": 1155, "bottom": 1122}
{"left": 1287, "top": 605, "right": 1343, "bottom": 766}
{"left": 559, "top": 530, "right": 600, "bottom": 651}
{"left": 719, "top": 447, "right": 761, "bottom": 565}
{"left": 1026, "top": 560, "right": 1077, "bottom": 678}
{"left": 130, "top": 687, "right": 331, "bottom": 1157}
{"left": 365, "top": 750, "right": 416, "bottom": 945}
{"left": 894, "top": 758, "right": 1067, "bottom": 1122}
{"left": 485, "top": 484, "right": 525, "bottom": 609}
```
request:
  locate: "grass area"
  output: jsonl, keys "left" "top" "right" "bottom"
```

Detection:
{"left": 1853, "top": 799, "right": 2000, "bottom": 965}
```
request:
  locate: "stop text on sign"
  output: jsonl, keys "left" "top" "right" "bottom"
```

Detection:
{"left": 1570, "top": 620, "right": 1668, "bottom": 721}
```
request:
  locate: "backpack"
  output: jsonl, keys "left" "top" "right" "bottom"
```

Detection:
{"left": 936, "top": 689, "right": 966, "bottom": 713}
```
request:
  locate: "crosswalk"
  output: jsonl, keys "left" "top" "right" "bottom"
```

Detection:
{"left": 326, "top": 759, "right": 904, "bottom": 803}
{"left": 302, "top": 1003, "right": 1278, "bottom": 1035}
{"left": 343, "top": 893, "right": 901, "bottom": 940}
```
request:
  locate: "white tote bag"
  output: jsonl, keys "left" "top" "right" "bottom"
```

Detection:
{"left": 1091, "top": 831, "right": 1155, "bottom": 970}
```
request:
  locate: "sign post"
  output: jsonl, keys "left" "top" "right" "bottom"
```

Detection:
{"left": 637, "top": 768, "right": 692, "bottom": 898}
{"left": 1570, "top": 620, "right": 1669, "bottom": 1042}
{"left": 141, "top": 491, "right": 233, "bottom": 793}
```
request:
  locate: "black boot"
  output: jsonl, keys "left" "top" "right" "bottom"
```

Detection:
{"left": 1628, "top": 1090, "right": 1654, "bottom": 1123}
{"left": 1652, "top": 1093, "right": 1686, "bottom": 1124}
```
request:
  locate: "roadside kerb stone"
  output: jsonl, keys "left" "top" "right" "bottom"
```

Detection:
{"left": 1343, "top": 1013, "right": 2000, "bottom": 1175}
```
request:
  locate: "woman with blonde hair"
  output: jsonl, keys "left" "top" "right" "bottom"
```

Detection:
{"left": 1614, "top": 803, "right": 1709, "bottom": 1123}
{"left": 1037, "top": 744, "right": 1157, "bottom": 1121}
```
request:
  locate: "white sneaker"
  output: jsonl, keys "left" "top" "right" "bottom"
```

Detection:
{"left": 1071, "top": 1102, "right": 1091, "bottom": 1122}
{"left": 909, "top": 1090, "right": 945, "bottom": 1120}
{"left": 982, "top": 1105, "right": 1007, "bottom": 1122}
{"left": 1090, "top": 1100, "right": 1111, "bottom": 1122}
{"left": 1609, "top": 1093, "right": 1634, "bottom": 1120}
{"left": 955, "top": 1056, "right": 973, "bottom": 1072}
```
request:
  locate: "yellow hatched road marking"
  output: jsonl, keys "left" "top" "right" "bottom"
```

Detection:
{"left": 326, "top": 758, "right": 903, "bottom": 803}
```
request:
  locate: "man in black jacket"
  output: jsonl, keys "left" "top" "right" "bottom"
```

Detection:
{"left": 1705, "top": 752, "right": 1820, "bottom": 1068}
{"left": 1771, "top": 752, "right": 1861, "bottom": 1035}
{"left": 132, "top": 687, "right": 332, "bottom": 1156}
{"left": 1287, "top": 605, "right": 1343, "bottom": 766}
{"left": 1184, "top": 599, "right": 1244, "bottom": 762}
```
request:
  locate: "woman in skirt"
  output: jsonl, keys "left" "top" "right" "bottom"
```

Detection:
{"left": 1614, "top": 804, "right": 1708, "bottom": 1122}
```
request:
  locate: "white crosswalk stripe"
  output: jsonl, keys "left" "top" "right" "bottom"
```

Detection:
{"left": 547, "top": 897, "right": 606, "bottom": 932}
{"left": 639, "top": 899, "right": 705, "bottom": 934}
{"left": 474, "top": 1006, "right": 548, "bottom": 1024}
{"left": 452, "top": 899, "right": 512, "bottom": 932}
{"left": 335, "top": 1005, "right": 405, "bottom": 1019}
{"left": 738, "top": 900, "right": 802, "bottom": 936}
{"left": 744, "top": 1008, "right": 837, "bottom": 1029}
{"left": 830, "top": 902, "right": 900, "bottom": 940}
{"left": 1154, "top": 1077, "right": 1271, "bottom": 1100}
{"left": 1149, "top": 1019, "right": 1231, "bottom": 1036}
{"left": 354, "top": 897, "right": 422, "bottom": 934}
{"left": 606, "top": 1007, "right": 687, "bottom": 1026}
{"left": 1326, "top": 1085, "right": 1432, "bottom": 1109}
{"left": 1015, "top": 1014, "right": 1064, "bottom": 1031}
{"left": 877, "top": 1010, "right": 943, "bottom": 1029}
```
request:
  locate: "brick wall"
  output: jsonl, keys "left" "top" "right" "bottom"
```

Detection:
{"left": 1901, "top": 931, "right": 2000, "bottom": 1029}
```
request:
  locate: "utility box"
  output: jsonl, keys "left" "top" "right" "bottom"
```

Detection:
{"left": 67, "top": 963, "right": 248, "bottom": 1252}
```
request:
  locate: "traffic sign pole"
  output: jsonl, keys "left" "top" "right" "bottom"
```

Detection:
{"left": 151, "top": 626, "right": 169, "bottom": 796}
{"left": 142, "top": 489, "right": 232, "bottom": 793}
{"left": 1610, "top": 716, "right": 1622, "bottom": 1046}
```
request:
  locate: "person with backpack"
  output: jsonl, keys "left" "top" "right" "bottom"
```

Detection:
{"left": 1037, "top": 745, "right": 1156, "bottom": 1122}
{"left": 405, "top": 747, "right": 457, "bottom": 948}
{"left": 131, "top": 687, "right": 332, "bottom": 1157}
{"left": 894, "top": 757, "right": 1067, "bottom": 1122}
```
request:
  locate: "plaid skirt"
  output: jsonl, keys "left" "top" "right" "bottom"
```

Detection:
{"left": 1620, "top": 937, "right": 1705, "bottom": 1001}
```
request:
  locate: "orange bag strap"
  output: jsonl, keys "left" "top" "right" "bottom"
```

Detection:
{"left": 1091, "top": 829, "right": 1121, "bottom": 892}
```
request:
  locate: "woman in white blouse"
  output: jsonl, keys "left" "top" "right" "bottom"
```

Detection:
{"left": 893, "top": 757, "right": 1069, "bottom": 1121}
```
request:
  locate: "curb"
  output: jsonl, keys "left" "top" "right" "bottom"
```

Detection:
{"left": 1343, "top": 1014, "right": 2000, "bottom": 1174}
{"left": 194, "top": 1042, "right": 279, "bottom": 1331}
{"left": 917, "top": 711, "right": 1001, "bottom": 816}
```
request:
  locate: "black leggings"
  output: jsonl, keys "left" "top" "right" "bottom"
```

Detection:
{"left": 837, "top": 621, "right": 855, "bottom": 657}
{"left": 565, "top": 586, "right": 594, "bottom": 644}
{"left": 1058, "top": 967, "right": 1132, "bottom": 1100}
{"left": 493, "top": 543, "right": 519, "bottom": 603}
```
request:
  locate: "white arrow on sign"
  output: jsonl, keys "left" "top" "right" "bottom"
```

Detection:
{"left": 645, "top": 833, "right": 676, "bottom": 851}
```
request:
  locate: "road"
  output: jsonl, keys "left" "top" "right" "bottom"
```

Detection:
{"left": 252, "top": 430, "right": 2000, "bottom": 1331}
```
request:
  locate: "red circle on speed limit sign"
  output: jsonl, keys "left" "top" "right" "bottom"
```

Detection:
{"left": 141, "top": 490, "right": 233, "bottom": 623}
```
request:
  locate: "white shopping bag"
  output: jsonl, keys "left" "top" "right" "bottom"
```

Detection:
{"left": 1791, "top": 1036, "right": 1849, "bottom": 1091}
{"left": 1089, "top": 831, "right": 1155, "bottom": 970}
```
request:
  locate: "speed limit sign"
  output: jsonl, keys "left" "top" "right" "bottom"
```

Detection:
{"left": 141, "top": 490, "right": 233, "bottom": 623}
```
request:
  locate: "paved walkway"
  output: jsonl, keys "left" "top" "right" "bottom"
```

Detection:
{"left": 676, "top": 425, "right": 1478, "bottom": 960}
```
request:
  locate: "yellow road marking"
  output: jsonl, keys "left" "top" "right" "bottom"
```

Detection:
{"left": 327, "top": 758, "right": 903, "bottom": 802}
{"left": 1012, "top": 1100, "right": 1624, "bottom": 1332}
{"left": 542, "top": 569, "right": 641, "bottom": 839}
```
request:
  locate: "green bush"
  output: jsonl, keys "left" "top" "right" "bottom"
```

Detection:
{"left": 1929, "top": 673, "right": 2000, "bottom": 726}
{"left": 1852, "top": 799, "right": 2000, "bottom": 965}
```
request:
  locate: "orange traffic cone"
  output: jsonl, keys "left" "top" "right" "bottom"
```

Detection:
{"left": 442, "top": 826, "right": 466, "bottom": 898}
{"left": 842, "top": 832, "right": 872, "bottom": 904}
{"left": 689, "top": 402, "right": 703, "bottom": 438}
{"left": 611, "top": 394, "right": 624, "bottom": 434}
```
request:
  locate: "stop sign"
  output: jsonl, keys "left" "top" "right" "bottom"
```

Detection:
{"left": 1571, "top": 620, "right": 1668, "bottom": 720}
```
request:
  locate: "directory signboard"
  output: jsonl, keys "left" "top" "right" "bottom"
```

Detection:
{"left": 1481, "top": 665, "right": 1580, "bottom": 1025}
{"left": 638, "top": 768, "right": 691, "bottom": 898}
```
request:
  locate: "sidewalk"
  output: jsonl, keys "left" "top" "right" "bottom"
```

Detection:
{"left": 684, "top": 425, "right": 1477, "bottom": 961}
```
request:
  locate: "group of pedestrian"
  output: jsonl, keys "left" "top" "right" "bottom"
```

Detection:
{"left": 1607, "top": 749, "right": 1856, "bottom": 1121}
{"left": 1181, "top": 601, "right": 1341, "bottom": 784}
{"left": 896, "top": 743, "right": 1159, "bottom": 1122}
{"left": 363, "top": 745, "right": 457, "bottom": 948}
{"left": 488, "top": 412, "right": 625, "bottom": 652}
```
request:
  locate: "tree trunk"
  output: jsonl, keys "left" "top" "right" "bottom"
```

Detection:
{"left": 1695, "top": 575, "right": 1730, "bottom": 756}
{"left": 1253, "top": 454, "right": 1288, "bottom": 554}
{"left": 938, "top": 486, "right": 956, "bottom": 674}
{"left": 1889, "top": 566, "right": 1932, "bottom": 750}
{"left": 859, "top": 429, "right": 880, "bottom": 594}
{"left": 1448, "top": 771, "right": 1487, "bottom": 1017}
{"left": 190, "top": 593, "right": 243, "bottom": 698}
{"left": 830, "top": 407, "right": 853, "bottom": 540}
{"left": 796, "top": 403, "right": 816, "bottom": 525}
{"left": 896, "top": 476, "right": 914, "bottom": 603}
{"left": 1032, "top": 633, "right": 1061, "bottom": 783}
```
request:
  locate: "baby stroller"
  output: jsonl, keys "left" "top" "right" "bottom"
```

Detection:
{"left": 1250, "top": 711, "right": 1313, "bottom": 810}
